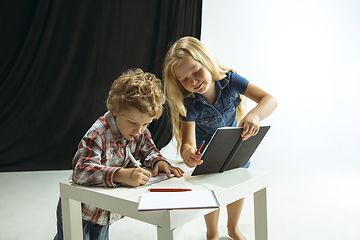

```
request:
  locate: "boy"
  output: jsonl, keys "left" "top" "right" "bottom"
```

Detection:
{"left": 54, "top": 68, "right": 184, "bottom": 240}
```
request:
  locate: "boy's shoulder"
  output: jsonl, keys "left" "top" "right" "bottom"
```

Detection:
{"left": 85, "top": 111, "right": 120, "bottom": 139}
{"left": 92, "top": 111, "right": 112, "bottom": 130}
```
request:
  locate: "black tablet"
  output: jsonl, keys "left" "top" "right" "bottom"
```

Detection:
{"left": 191, "top": 126, "right": 270, "bottom": 176}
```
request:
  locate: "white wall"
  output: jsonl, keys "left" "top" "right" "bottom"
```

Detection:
{"left": 198, "top": 0, "right": 360, "bottom": 239}
{"left": 201, "top": 0, "right": 360, "bottom": 174}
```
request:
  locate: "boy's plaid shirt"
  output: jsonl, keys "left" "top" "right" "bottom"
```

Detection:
{"left": 71, "top": 111, "right": 166, "bottom": 225}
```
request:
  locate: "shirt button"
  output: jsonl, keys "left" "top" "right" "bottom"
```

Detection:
{"left": 221, "top": 125, "right": 224, "bottom": 127}
{"left": 218, "top": 116, "right": 220, "bottom": 118}
{"left": 205, "top": 120, "right": 208, "bottom": 123}
{"left": 233, "top": 107, "right": 235, "bottom": 110}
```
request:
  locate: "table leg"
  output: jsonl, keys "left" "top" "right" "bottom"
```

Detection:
{"left": 157, "top": 225, "right": 184, "bottom": 240}
{"left": 254, "top": 187, "right": 269, "bottom": 240}
{"left": 61, "top": 197, "right": 83, "bottom": 240}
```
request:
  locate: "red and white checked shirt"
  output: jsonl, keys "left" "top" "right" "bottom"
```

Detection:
{"left": 72, "top": 111, "right": 167, "bottom": 225}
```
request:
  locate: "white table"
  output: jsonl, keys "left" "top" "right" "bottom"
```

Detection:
{"left": 60, "top": 167, "right": 271, "bottom": 240}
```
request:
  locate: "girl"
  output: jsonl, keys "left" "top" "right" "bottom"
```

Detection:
{"left": 163, "top": 36, "right": 277, "bottom": 240}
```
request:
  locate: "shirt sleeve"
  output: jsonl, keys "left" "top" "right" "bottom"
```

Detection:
{"left": 137, "top": 129, "right": 169, "bottom": 168}
{"left": 179, "top": 98, "right": 197, "bottom": 122}
{"left": 228, "top": 71, "right": 249, "bottom": 95}
{"left": 72, "top": 131, "right": 120, "bottom": 188}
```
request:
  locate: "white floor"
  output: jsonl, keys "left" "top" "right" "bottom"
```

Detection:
{"left": 0, "top": 163, "right": 359, "bottom": 240}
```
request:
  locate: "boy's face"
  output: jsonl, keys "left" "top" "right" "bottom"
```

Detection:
{"left": 113, "top": 108, "right": 153, "bottom": 141}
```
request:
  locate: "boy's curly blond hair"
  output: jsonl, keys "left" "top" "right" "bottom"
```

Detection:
{"left": 106, "top": 68, "right": 165, "bottom": 119}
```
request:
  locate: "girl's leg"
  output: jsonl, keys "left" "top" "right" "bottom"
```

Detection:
{"left": 204, "top": 209, "right": 220, "bottom": 240}
{"left": 226, "top": 198, "right": 247, "bottom": 240}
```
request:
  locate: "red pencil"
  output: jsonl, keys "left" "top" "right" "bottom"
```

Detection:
{"left": 196, "top": 140, "right": 205, "bottom": 155}
{"left": 149, "top": 188, "right": 192, "bottom": 192}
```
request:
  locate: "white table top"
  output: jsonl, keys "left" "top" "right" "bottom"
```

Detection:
{"left": 60, "top": 166, "right": 271, "bottom": 229}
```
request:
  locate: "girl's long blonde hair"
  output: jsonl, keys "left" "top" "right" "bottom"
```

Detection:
{"left": 163, "top": 36, "right": 246, "bottom": 151}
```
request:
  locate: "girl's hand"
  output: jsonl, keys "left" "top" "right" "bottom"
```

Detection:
{"left": 182, "top": 147, "right": 203, "bottom": 168}
{"left": 238, "top": 112, "right": 260, "bottom": 141}
{"left": 114, "top": 168, "right": 151, "bottom": 187}
{"left": 240, "top": 82, "right": 278, "bottom": 141}
{"left": 152, "top": 160, "right": 185, "bottom": 178}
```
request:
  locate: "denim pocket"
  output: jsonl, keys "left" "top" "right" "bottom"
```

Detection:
{"left": 195, "top": 114, "right": 222, "bottom": 145}
{"left": 196, "top": 114, "right": 217, "bottom": 125}
{"left": 224, "top": 97, "right": 240, "bottom": 120}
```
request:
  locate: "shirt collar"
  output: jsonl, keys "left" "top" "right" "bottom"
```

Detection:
{"left": 217, "top": 75, "right": 229, "bottom": 90}
{"left": 105, "top": 111, "right": 127, "bottom": 144}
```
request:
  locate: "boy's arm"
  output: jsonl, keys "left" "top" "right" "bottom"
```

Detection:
{"left": 139, "top": 129, "right": 184, "bottom": 177}
{"left": 137, "top": 129, "right": 170, "bottom": 168}
{"left": 137, "top": 129, "right": 184, "bottom": 178}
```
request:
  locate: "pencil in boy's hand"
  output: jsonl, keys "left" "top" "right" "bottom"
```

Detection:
{"left": 127, "top": 148, "right": 141, "bottom": 168}
{"left": 196, "top": 140, "right": 205, "bottom": 155}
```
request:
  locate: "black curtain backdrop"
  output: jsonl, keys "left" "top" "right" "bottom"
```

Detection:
{"left": 0, "top": 0, "right": 202, "bottom": 172}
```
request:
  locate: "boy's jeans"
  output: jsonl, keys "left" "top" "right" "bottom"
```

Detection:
{"left": 54, "top": 198, "right": 110, "bottom": 240}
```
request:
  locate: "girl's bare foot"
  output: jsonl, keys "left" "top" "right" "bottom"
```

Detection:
{"left": 228, "top": 227, "right": 247, "bottom": 240}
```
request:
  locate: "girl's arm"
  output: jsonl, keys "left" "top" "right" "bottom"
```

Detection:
{"left": 240, "top": 82, "right": 278, "bottom": 140}
{"left": 180, "top": 121, "right": 203, "bottom": 168}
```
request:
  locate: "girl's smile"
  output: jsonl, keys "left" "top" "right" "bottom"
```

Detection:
{"left": 194, "top": 82, "right": 203, "bottom": 90}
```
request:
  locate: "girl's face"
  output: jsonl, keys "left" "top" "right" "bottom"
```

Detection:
{"left": 113, "top": 108, "right": 153, "bottom": 140}
{"left": 173, "top": 59, "right": 213, "bottom": 95}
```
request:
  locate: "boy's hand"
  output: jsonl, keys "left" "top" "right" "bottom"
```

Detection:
{"left": 238, "top": 112, "right": 260, "bottom": 141}
{"left": 182, "top": 147, "right": 203, "bottom": 168}
{"left": 114, "top": 168, "right": 151, "bottom": 187}
{"left": 152, "top": 160, "right": 185, "bottom": 178}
